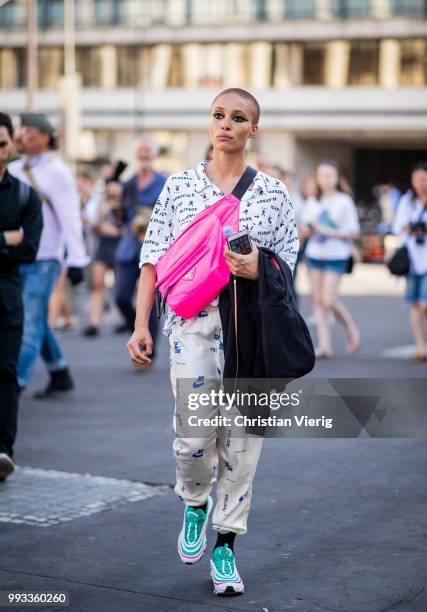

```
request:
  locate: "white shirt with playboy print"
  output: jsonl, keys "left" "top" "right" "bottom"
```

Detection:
{"left": 140, "top": 160, "right": 299, "bottom": 336}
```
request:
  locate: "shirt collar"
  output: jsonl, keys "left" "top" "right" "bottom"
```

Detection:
{"left": 193, "top": 161, "right": 212, "bottom": 193}
{"left": 193, "top": 160, "right": 266, "bottom": 198}
{"left": 23, "top": 151, "right": 53, "bottom": 168}
{"left": 132, "top": 170, "right": 164, "bottom": 192}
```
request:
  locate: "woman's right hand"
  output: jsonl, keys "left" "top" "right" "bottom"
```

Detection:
{"left": 126, "top": 326, "right": 153, "bottom": 365}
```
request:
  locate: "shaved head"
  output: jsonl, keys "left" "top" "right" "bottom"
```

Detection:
{"left": 211, "top": 88, "right": 260, "bottom": 124}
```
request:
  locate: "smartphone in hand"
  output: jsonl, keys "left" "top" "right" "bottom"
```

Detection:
{"left": 227, "top": 230, "right": 252, "bottom": 255}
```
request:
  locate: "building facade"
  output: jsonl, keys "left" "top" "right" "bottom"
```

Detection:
{"left": 1, "top": 0, "right": 427, "bottom": 201}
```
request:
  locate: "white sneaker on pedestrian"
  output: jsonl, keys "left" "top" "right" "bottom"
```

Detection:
{"left": 210, "top": 544, "right": 245, "bottom": 596}
{"left": 0, "top": 453, "right": 15, "bottom": 482}
{"left": 177, "top": 496, "right": 213, "bottom": 564}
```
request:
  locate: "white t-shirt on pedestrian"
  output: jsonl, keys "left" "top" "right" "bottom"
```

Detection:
{"left": 302, "top": 192, "right": 360, "bottom": 260}
{"left": 392, "top": 192, "right": 427, "bottom": 276}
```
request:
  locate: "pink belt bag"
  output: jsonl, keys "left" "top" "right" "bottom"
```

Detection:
{"left": 155, "top": 166, "right": 257, "bottom": 319}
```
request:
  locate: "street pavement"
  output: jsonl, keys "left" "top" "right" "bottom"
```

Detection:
{"left": 1, "top": 293, "right": 427, "bottom": 612}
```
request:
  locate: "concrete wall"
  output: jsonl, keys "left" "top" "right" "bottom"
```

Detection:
{"left": 294, "top": 140, "right": 354, "bottom": 182}
{"left": 2, "top": 19, "right": 427, "bottom": 46}
{"left": 2, "top": 87, "right": 427, "bottom": 135}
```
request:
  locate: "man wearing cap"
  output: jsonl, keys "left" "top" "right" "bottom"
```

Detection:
{"left": 9, "top": 113, "right": 89, "bottom": 398}
{"left": 0, "top": 112, "right": 42, "bottom": 481}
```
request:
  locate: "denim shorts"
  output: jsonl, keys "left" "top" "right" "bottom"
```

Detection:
{"left": 305, "top": 257, "right": 348, "bottom": 275}
{"left": 405, "top": 273, "right": 427, "bottom": 303}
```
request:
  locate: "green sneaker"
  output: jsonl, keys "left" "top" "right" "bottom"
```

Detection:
{"left": 210, "top": 544, "right": 244, "bottom": 596}
{"left": 177, "top": 496, "right": 213, "bottom": 564}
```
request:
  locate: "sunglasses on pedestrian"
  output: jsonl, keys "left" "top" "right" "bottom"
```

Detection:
{"left": 0, "top": 140, "right": 10, "bottom": 148}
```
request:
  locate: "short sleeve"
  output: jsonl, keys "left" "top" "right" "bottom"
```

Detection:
{"left": 392, "top": 195, "right": 411, "bottom": 238}
{"left": 300, "top": 197, "right": 319, "bottom": 227}
{"left": 271, "top": 189, "right": 299, "bottom": 273}
{"left": 340, "top": 196, "right": 360, "bottom": 234}
{"left": 139, "top": 178, "right": 174, "bottom": 268}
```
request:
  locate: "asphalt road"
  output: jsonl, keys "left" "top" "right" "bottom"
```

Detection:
{"left": 1, "top": 295, "right": 426, "bottom": 612}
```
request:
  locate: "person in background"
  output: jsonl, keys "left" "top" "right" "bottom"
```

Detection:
{"left": 377, "top": 183, "right": 402, "bottom": 235}
{"left": 302, "top": 160, "right": 361, "bottom": 358}
{"left": 48, "top": 266, "right": 73, "bottom": 331}
{"left": 113, "top": 138, "right": 166, "bottom": 359}
{"left": 99, "top": 162, "right": 115, "bottom": 183}
{"left": 8, "top": 113, "right": 89, "bottom": 399}
{"left": 77, "top": 165, "right": 103, "bottom": 258}
{"left": 269, "top": 165, "right": 294, "bottom": 191}
{"left": 293, "top": 175, "right": 317, "bottom": 301}
{"left": 49, "top": 171, "right": 101, "bottom": 333}
{"left": 129, "top": 206, "right": 154, "bottom": 365}
{"left": 83, "top": 181, "right": 124, "bottom": 337}
{"left": 0, "top": 112, "right": 42, "bottom": 481}
{"left": 392, "top": 162, "right": 427, "bottom": 362}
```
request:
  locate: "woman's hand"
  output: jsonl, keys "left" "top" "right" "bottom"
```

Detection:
{"left": 3, "top": 229, "right": 23, "bottom": 246}
{"left": 224, "top": 244, "right": 259, "bottom": 281}
{"left": 98, "top": 220, "right": 121, "bottom": 237}
{"left": 299, "top": 226, "right": 312, "bottom": 240}
{"left": 126, "top": 325, "right": 153, "bottom": 365}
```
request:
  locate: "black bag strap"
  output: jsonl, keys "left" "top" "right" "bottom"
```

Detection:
{"left": 18, "top": 180, "right": 30, "bottom": 214}
{"left": 231, "top": 165, "right": 257, "bottom": 200}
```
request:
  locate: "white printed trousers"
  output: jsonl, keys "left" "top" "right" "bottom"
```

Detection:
{"left": 169, "top": 306, "right": 263, "bottom": 535}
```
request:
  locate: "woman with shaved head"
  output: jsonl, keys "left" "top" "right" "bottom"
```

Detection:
{"left": 127, "top": 89, "right": 298, "bottom": 596}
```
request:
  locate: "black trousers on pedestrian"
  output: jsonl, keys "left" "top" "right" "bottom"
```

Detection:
{"left": 0, "top": 325, "right": 23, "bottom": 458}
{"left": 114, "top": 260, "right": 159, "bottom": 357}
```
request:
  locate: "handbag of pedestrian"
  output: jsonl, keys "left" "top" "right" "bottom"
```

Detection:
{"left": 155, "top": 166, "right": 257, "bottom": 319}
{"left": 387, "top": 205, "right": 426, "bottom": 276}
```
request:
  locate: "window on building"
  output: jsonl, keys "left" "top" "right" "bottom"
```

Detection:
{"left": 0, "top": 48, "right": 25, "bottom": 88}
{"left": 254, "top": 0, "right": 269, "bottom": 21}
{"left": 76, "top": 47, "right": 102, "bottom": 87}
{"left": 15, "top": 47, "right": 26, "bottom": 87}
{"left": 75, "top": 0, "right": 95, "bottom": 27}
{"left": 38, "top": 0, "right": 64, "bottom": 27}
{"left": 94, "top": 0, "right": 121, "bottom": 25}
{"left": 0, "top": 0, "right": 27, "bottom": 29}
{"left": 329, "top": 0, "right": 370, "bottom": 18}
{"left": 303, "top": 45, "right": 326, "bottom": 84}
{"left": 117, "top": 46, "right": 138, "bottom": 87}
{"left": 348, "top": 42, "right": 379, "bottom": 85}
{"left": 39, "top": 47, "right": 63, "bottom": 89}
{"left": 285, "top": 0, "right": 315, "bottom": 19}
{"left": 390, "top": 0, "right": 427, "bottom": 18}
{"left": 400, "top": 39, "right": 427, "bottom": 86}
{"left": 168, "top": 48, "right": 184, "bottom": 87}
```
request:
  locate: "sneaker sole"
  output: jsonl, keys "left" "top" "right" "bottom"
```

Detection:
{"left": 214, "top": 586, "right": 244, "bottom": 597}
{"left": 212, "top": 579, "right": 245, "bottom": 596}
{"left": 210, "top": 561, "right": 244, "bottom": 596}
{"left": 177, "top": 496, "right": 213, "bottom": 565}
